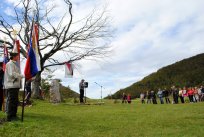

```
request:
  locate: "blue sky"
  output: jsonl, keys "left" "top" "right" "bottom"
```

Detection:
{"left": 1, "top": 0, "right": 204, "bottom": 99}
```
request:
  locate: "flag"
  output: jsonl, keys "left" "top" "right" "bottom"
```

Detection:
{"left": 32, "top": 24, "right": 41, "bottom": 71}
{"left": 24, "top": 23, "right": 41, "bottom": 80}
{"left": 3, "top": 44, "right": 9, "bottom": 72}
{"left": 12, "top": 39, "right": 21, "bottom": 68}
{"left": 65, "top": 62, "right": 73, "bottom": 77}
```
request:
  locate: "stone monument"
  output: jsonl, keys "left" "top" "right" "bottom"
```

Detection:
{"left": 50, "top": 79, "right": 61, "bottom": 103}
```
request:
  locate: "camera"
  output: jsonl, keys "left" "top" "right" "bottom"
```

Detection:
{"left": 84, "top": 82, "right": 88, "bottom": 88}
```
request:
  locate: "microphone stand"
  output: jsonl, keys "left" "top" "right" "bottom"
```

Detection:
{"left": 95, "top": 82, "right": 104, "bottom": 103}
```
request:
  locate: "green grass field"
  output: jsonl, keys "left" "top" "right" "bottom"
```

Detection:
{"left": 0, "top": 99, "right": 204, "bottom": 137}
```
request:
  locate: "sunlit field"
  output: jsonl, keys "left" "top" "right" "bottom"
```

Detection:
{"left": 0, "top": 99, "right": 204, "bottom": 137}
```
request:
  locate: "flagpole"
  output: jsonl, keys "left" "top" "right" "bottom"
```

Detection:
{"left": 20, "top": 22, "right": 27, "bottom": 121}
{"left": 2, "top": 89, "right": 6, "bottom": 112}
{"left": 21, "top": 79, "right": 26, "bottom": 122}
{"left": 21, "top": 21, "right": 33, "bottom": 122}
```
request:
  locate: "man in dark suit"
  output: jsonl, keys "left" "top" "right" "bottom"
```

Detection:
{"left": 79, "top": 79, "right": 85, "bottom": 103}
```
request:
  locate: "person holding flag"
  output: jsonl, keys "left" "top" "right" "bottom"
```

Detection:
{"left": 4, "top": 50, "right": 24, "bottom": 121}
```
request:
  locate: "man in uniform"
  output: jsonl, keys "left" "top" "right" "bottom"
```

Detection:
{"left": 4, "top": 51, "right": 24, "bottom": 121}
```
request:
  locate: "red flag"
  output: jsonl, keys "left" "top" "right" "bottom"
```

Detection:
{"left": 65, "top": 62, "right": 73, "bottom": 77}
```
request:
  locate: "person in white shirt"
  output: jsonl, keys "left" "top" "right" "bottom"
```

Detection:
{"left": 4, "top": 52, "right": 24, "bottom": 121}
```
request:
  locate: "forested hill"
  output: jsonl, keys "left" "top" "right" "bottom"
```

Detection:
{"left": 60, "top": 85, "right": 79, "bottom": 99}
{"left": 111, "top": 53, "right": 204, "bottom": 99}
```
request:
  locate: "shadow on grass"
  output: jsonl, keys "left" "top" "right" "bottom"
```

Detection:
{"left": 1, "top": 113, "right": 67, "bottom": 125}
{"left": 0, "top": 118, "right": 7, "bottom": 125}
{"left": 23, "top": 112, "right": 70, "bottom": 123}
{"left": 63, "top": 103, "right": 105, "bottom": 106}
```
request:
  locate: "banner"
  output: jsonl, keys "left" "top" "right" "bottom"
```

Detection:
{"left": 65, "top": 62, "right": 73, "bottom": 78}
{"left": 3, "top": 44, "right": 9, "bottom": 72}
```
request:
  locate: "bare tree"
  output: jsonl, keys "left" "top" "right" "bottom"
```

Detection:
{"left": 0, "top": 0, "right": 111, "bottom": 98}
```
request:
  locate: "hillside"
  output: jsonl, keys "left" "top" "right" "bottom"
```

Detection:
{"left": 60, "top": 84, "right": 79, "bottom": 99}
{"left": 111, "top": 53, "right": 204, "bottom": 99}
{"left": 41, "top": 79, "right": 79, "bottom": 100}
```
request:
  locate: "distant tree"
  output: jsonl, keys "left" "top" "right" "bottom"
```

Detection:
{"left": 41, "top": 68, "right": 58, "bottom": 99}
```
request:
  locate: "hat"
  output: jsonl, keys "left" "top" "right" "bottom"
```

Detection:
{"left": 10, "top": 52, "right": 18, "bottom": 57}
{"left": 10, "top": 44, "right": 19, "bottom": 57}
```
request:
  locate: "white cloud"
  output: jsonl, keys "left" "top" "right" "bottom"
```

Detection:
{"left": 1, "top": 0, "right": 204, "bottom": 98}
{"left": 5, "top": 0, "right": 21, "bottom": 5}
{"left": 4, "top": 7, "right": 15, "bottom": 16}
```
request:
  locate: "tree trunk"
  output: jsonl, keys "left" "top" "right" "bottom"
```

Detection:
{"left": 31, "top": 73, "right": 42, "bottom": 99}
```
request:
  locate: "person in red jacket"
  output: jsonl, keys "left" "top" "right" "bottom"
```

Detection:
{"left": 127, "top": 94, "right": 131, "bottom": 104}
{"left": 187, "top": 87, "right": 194, "bottom": 103}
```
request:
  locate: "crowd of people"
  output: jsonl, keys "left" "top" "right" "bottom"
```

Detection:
{"left": 139, "top": 86, "right": 204, "bottom": 104}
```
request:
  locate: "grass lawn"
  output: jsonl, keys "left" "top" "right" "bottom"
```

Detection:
{"left": 0, "top": 99, "right": 204, "bottom": 137}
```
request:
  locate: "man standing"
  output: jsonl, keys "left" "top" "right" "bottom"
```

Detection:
{"left": 122, "top": 93, "right": 127, "bottom": 103}
{"left": 157, "top": 89, "right": 164, "bottom": 104}
{"left": 79, "top": 79, "right": 85, "bottom": 104}
{"left": 172, "top": 86, "right": 179, "bottom": 104}
{"left": 4, "top": 52, "right": 24, "bottom": 121}
{"left": 140, "top": 92, "right": 145, "bottom": 104}
{"left": 151, "top": 90, "right": 157, "bottom": 104}
{"left": 163, "top": 88, "right": 171, "bottom": 104}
